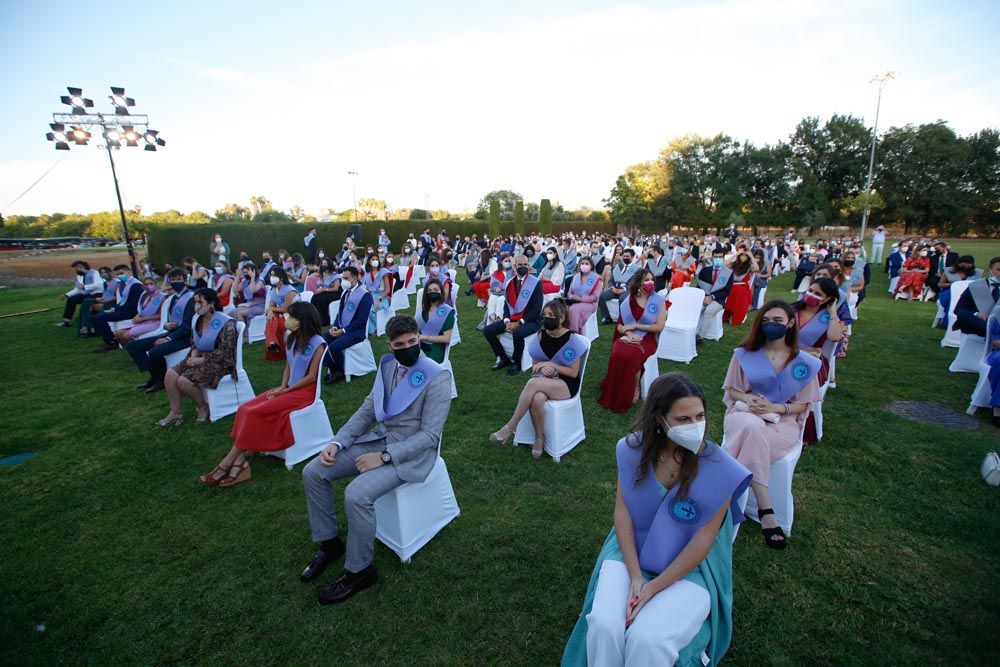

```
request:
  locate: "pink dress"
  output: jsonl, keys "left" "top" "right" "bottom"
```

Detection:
{"left": 721, "top": 353, "right": 820, "bottom": 487}
{"left": 567, "top": 276, "right": 602, "bottom": 333}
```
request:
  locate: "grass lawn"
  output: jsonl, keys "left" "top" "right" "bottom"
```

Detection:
{"left": 2, "top": 241, "right": 1000, "bottom": 666}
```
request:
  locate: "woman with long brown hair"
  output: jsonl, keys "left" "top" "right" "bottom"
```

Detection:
{"left": 722, "top": 300, "right": 821, "bottom": 549}
{"left": 723, "top": 248, "right": 756, "bottom": 325}
{"left": 563, "top": 372, "right": 751, "bottom": 666}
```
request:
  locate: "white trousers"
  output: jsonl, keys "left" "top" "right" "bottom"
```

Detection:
{"left": 586, "top": 560, "right": 710, "bottom": 667}
{"left": 871, "top": 242, "right": 884, "bottom": 264}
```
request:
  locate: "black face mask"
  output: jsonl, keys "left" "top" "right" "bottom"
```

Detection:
{"left": 542, "top": 316, "right": 559, "bottom": 331}
{"left": 427, "top": 291, "right": 442, "bottom": 303}
{"left": 622, "top": 258, "right": 631, "bottom": 265}
{"left": 516, "top": 266, "right": 529, "bottom": 277}
{"left": 843, "top": 260, "right": 855, "bottom": 267}
{"left": 75, "top": 269, "right": 85, "bottom": 276}
{"left": 393, "top": 343, "right": 422, "bottom": 367}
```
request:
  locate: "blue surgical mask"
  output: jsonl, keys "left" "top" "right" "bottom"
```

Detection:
{"left": 712, "top": 258, "right": 724, "bottom": 268}
{"left": 117, "top": 274, "right": 129, "bottom": 283}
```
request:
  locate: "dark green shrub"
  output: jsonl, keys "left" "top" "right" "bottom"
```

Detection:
{"left": 539, "top": 199, "right": 553, "bottom": 235}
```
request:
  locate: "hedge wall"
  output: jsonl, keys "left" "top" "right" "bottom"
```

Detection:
{"left": 146, "top": 219, "right": 618, "bottom": 268}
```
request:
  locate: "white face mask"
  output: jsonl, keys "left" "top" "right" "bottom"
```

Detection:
{"left": 664, "top": 419, "right": 706, "bottom": 454}
{"left": 579, "top": 264, "right": 591, "bottom": 274}
{"left": 269, "top": 276, "right": 281, "bottom": 286}
{"left": 371, "top": 261, "right": 379, "bottom": 268}
{"left": 340, "top": 279, "right": 353, "bottom": 290}
{"left": 318, "top": 252, "right": 325, "bottom": 259}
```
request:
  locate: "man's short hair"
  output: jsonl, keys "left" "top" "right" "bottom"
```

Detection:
{"left": 386, "top": 315, "right": 419, "bottom": 340}
{"left": 113, "top": 264, "right": 130, "bottom": 272}
{"left": 342, "top": 266, "right": 359, "bottom": 279}
{"left": 989, "top": 256, "right": 1000, "bottom": 269}
{"left": 166, "top": 268, "right": 187, "bottom": 280}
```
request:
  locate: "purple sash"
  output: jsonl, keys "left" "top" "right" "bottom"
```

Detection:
{"left": 116, "top": 277, "right": 142, "bottom": 306}
{"left": 193, "top": 312, "right": 232, "bottom": 352}
{"left": 260, "top": 260, "right": 276, "bottom": 277}
{"left": 77, "top": 269, "right": 100, "bottom": 293}
{"left": 318, "top": 272, "right": 339, "bottom": 288}
{"left": 734, "top": 347, "right": 821, "bottom": 404}
{"left": 617, "top": 435, "right": 751, "bottom": 574}
{"left": 503, "top": 274, "right": 540, "bottom": 316}
{"left": 526, "top": 332, "right": 589, "bottom": 366}
{"left": 271, "top": 285, "right": 295, "bottom": 308}
{"left": 620, "top": 293, "right": 665, "bottom": 337}
{"left": 417, "top": 303, "right": 454, "bottom": 336}
{"left": 372, "top": 354, "right": 445, "bottom": 423}
{"left": 339, "top": 286, "right": 368, "bottom": 327}
{"left": 287, "top": 334, "right": 326, "bottom": 385}
{"left": 797, "top": 309, "right": 832, "bottom": 349}
{"left": 102, "top": 280, "right": 118, "bottom": 300}
{"left": 490, "top": 270, "right": 512, "bottom": 291}
{"left": 168, "top": 290, "right": 195, "bottom": 325}
{"left": 363, "top": 268, "right": 388, "bottom": 293}
{"left": 139, "top": 291, "right": 165, "bottom": 317}
{"left": 569, "top": 272, "right": 600, "bottom": 298}
{"left": 212, "top": 273, "right": 234, "bottom": 292}
{"left": 241, "top": 277, "right": 258, "bottom": 301}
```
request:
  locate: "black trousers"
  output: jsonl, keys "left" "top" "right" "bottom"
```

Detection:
{"left": 62, "top": 293, "right": 93, "bottom": 320}
{"left": 125, "top": 335, "right": 190, "bottom": 383}
{"left": 483, "top": 319, "right": 540, "bottom": 364}
{"left": 311, "top": 290, "right": 342, "bottom": 326}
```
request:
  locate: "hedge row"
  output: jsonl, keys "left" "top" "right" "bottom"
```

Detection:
{"left": 146, "top": 219, "right": 617, "bottom": 267}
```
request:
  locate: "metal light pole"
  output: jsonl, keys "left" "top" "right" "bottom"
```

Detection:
{"left": 45, "top": 86, "right": 165, "bottom": 276}
{"left": 860, "top": 71, "right": 895, "bottom": 247}
{"left": 348, "top": 170, "right": 358, "bottom": 221}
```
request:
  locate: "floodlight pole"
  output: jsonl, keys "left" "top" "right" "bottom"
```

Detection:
{"left": 860, "top": 71, "right": 895, "bottom": 244}
{"left": 104, "top": 142, "right": 138, "bottom": 275}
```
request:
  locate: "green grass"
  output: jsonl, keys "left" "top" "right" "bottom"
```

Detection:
{"left": 2, "top": 242, "right": 1000, "bottom": 666}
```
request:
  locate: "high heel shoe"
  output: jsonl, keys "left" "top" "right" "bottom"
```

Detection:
{"left": 155, "top": 413, "right": 184, "bottom": 427}
{"left": 489, "top": 425, "right": 514, "bottom": 445}
{"left": 195, "top": 407, "right": 210, "bottom": 425}
{"left": 531, "top": 440, "right": 545, "bottom": 460}
{"left": 199, "top": 464, "right": 230, "bottom": 487}
{"left": 219, "top": 460, "right": 252, "bottom": 488}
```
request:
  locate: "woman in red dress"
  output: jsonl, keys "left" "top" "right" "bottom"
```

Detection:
{"left": 473, "top": 253, "right": 509, "bottom": 302}
{"left": 597, "top": 269, "right": 668, "bottom": 412}
{"left": 669, "top": 246, "right": 697, "bottom": 289}
{"left": 723, "top": 250, "right": 756, "bottom": 326}
{"left": 199, "top": 302, "right": 327, "bottom": 488}
{"left": 894, "top": 245, "right": 931, "bottom": 300}
{"left": 263, "top": 267, "right": 299, "bottom": 361}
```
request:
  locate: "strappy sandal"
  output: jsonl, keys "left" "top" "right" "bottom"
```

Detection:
{"left": 219, "top": 460, "right": 252, "bottom": 488}
{"left": 155, "top": 413, "right": 184, "bottom": 428}
{"left": 531, "top": 439, "right": 545, "bottom": 460}
{"left": 489, "top": 425, "right": 514, "bottom": 445}
{"left": 194, "top": 406, "right": 210, "bottom": 425}
{"left": 758, "top": 508, "right": 787, "bottom": 550}
{"left": 198, "top": 464, "right": 230, "bottom": 487}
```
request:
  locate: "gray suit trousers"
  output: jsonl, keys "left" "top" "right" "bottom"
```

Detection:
{"left": 302, "top": 440, "right": 405, "bottom": 572}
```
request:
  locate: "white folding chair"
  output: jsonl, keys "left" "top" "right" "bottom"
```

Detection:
{"left": 754, "top": 285, "right": 768, "bottom": 310}
{"left": 950, "top": 334, "right": 986, "bottom": 373}
{"left": 299, "top": 290, "right": 314, "bottom": 304}
{"left": 138, "top": 304, "right": 170, "bottom": 340}
{"left": 441, "top": 341, "right": 458, "bottom": 399}
{"left": 270, "top": 371, "right": 334, "bottom": 470}
{"left": 657, "top": 286, "right": 703, "bottom": 363}
{"left": 246, "top": 287, "right": 271, "bottom": 344}
{"left": 513, "top": 344, "right": 590, "bottom": 462}
{"left": 343, "top": 338, "right": 377, "bottom": 382}
{"left": 203, "top": 321, "right": 255, "bottom": 422}
{"left": 606, "top": 297, "right": 621, "bottom": 323}
{"left": 500, "top": 332, "right": 533, "bottom": 372}
{"left": 701, "top": 308, "right": 725, "bottom": 341}
{"left": 941, "top": 280, "right": 970, "bottom": 348}
{"left": 967, "top": 315, "right": 995, "bottom": 415}
{"left": 375, "top": 451, "right": 460, "bottom": 563}
{"left": 639, "top": 353, "right": 658, "bottom": 400}
{"left": 582, "top": 310, "right": 599, "bottom": 342}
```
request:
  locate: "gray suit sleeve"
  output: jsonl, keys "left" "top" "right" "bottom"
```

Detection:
{"left": 335, "top": 386, "right": 377, "bottom": 451}
{"left": 386, "top": 371, "right": 452, "bottom": 464}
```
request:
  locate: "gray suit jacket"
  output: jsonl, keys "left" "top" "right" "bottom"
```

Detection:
{"left": 334, "top": 358, "right": 452, "bottom": 483}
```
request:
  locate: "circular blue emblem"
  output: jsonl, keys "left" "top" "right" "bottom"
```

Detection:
{"left": 211, "top": 318, "right": 222, "bottom": 329}
{"left": 669, "top": 498, "right": 701, "bottom": 524}
{"left": 303, "top": 344, "right": 314, "bottom": 356}
{"left": 563, "top": 348, "right": 576, "bottom": 361}
{"left": 409, "top": 370, "right": 426, "bottom": 387}
{"left": 521, "top": 288, "right": 531, "bottom": 298}
{"left": 436, "top": 306, "right": 448, "bottom": 317}
{"left": 347, "top": 302, "right": 356, "bottom": 312}
{"left": 649, "top": 304, "right": 659, "bottom": 314}
{"left": 173, "top": 306, "right": 181, "bottom": 316}
{"left": 820, "top": 311, "right": 831, "bottom": 323}
{"left": 792, "top": 362, "right": 810, "bottom": 380}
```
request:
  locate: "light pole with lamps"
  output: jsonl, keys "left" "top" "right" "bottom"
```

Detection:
{"left": 859, "top": 71, "right": 895, "bottom": 249}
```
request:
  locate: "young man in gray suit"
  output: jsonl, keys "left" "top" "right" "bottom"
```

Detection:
{"left": 300, "top": 315, "right": 452, "bottom": 604}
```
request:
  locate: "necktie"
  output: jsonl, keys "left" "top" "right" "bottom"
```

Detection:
{"left": 394, "top": 365, "right": 408, "bottom": 389}
{"left": 713, "top": 269, "right": 719, "bottom": 283}
{"left": 992, "top": 283, "right": 999, "bottom": 303}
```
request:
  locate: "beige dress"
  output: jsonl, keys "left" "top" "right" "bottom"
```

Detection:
{"left": 721, "top": 352, "right": 820, "bottom": 487}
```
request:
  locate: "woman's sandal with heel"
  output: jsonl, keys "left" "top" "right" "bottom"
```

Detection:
{"left": 758, "top": 507, "right": 787, "bottom": 550}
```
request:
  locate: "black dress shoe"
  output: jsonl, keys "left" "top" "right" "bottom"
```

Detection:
{"left": 300, "top": 539, "right": 345, "bottom": 583}
{"left": 324, "top": 371, "right": 344, "bottom": 385}
{"left": 94, "top": 342, "right": 117, "bottom": 353}
{"left": 491, "top": 358, "right": 511, "bottom": 371}
{"left": 145, "top": 382, "right": 165, "bottom": 394}
{"left": 136, "top": 379, "right": 153, "bottom": 390}
{"left": 318, "top": 566, "right": 378, "bottom": 605}
{"left": 600, "top": 317, "right": 613, "bottom": 325}
{"left": 506, "top": 364, "right": 521, "bottom": 376}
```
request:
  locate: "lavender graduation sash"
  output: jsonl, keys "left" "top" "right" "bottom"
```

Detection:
{"left": 168, "top": 290, "right": 195, "bottom": 325}
{"left": 338, "top": 286, "right": 368, "bottom": 327}
{"left": 526, "top": 332, "right": 589, "bottom": 366}
{"left": 77, "top": 269, "right": 100, "bottom": 293}
{"left": 364, "top": 268, "right": 388, "bottom": 293}
{"left": 271, "top": 285, "right": 295, "bottom": 308}
{"left": 212, "top": 273, "right": 234, "bottom": 292}
{"left": 417, "top": 303, "right": 454, "bottom": 336}
{"left": 620, "top": 293, "right": 665, "bottom": 337}
{"left": 798, "top": 309, "right": 833, "bottom": 349}
{"left": 260, "top": 260, "right": 276, "bottom": 278}
{"left": 709, "top": 266, "right": 733, "bottom": 293}
{"left": 318, "top": 272, "right": 339, "bottom": 288}
{"left": 734, "top": 347, "right": 820, "bottom": 405}
{"left": 503, "top": 273, "right": 540, "bottom": 316}
{"left": 102, "top": 280, "right": 118, "bottom": 300}
{"left": 241, "top": 277, "right": 258, "bottom": 301}
{"left": 116, "top": 278, "right": 142, "bottom": 306}
{"left": 139, "top": 291, "right": 165, "bottom": 317}
{"left": 193, "top": 312, "right": 232, "bottom": 352}
{"left": 286, "top": 334, "right": 325, "bottom": 385}
{"left": 569, "top": 272, "right": 599, "bottom": 298}
{"left": 490, "top": 270, "right": 512, "bottom": 291}
{"left": 372, "top": 354, "right": 445, "bottom": 423}
{"left": 617, "top": 435, "right": 751, "bottom": 574}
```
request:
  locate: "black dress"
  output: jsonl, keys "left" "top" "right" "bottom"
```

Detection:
{"left": 539, "top": 330, "right": 581, "bottom": 397}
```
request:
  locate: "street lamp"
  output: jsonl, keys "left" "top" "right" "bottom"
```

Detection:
{"left": 347, "top": 170, "right": 359, "bottom": 222}
{"left": 859, "top": 71, "right": 895, "bottom": 246}
{"left": 44, "top": 85, "right": 166, "bottom": 275}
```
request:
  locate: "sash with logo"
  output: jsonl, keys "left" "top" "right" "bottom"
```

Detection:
{"left": 619, "top": 293, "right": 666, "bottom": 337}
{"left": 286, "top": 334, "right": 326, "bottom": 385}
{"left": 372, "top": 354, "right": 445, "bottom": 423}
{"left": 617, "top": 435, "right": 751, "bottom": 574}
{"left": 193, "top": 312, "right": 233, "bottom": 352}
{"left": 569, "top": 272, "right": 600, "bottom": 298}
{"left": 503, "top": 273, "right": 540, "bottom": 318}
{"left": 611, "top": 263, "right": 636, "bottom": 287}
{"left": 733, "top": 347, "right": 820, "bottom": 405}
{"left": 363, "top": 268, "right": 389, "bottom": 294}
{"left": 338, "top": 285, "right": 368, "bottom": 328}
{"left": 116, "top": 277, "right": 142, "bottom": 306}
{"left": 271, "top": 285, "right": 296, "bottom": 308}
{"left": 797, "top": 308, "right": 834, "bottom": 349}
{"left": 168, "top": 290, "right": 195, "bottom": 325}
{"left": 138, "top": 291, "right": 165, "bottom": 318}
{"left": 417, "top": 303, "right": 454, "bottom": 336}
{"left": 490, "top": 269, "right": 512, "bottom": 291}
{"left": 526, "top": 331, "right": 589, "bottom": 366}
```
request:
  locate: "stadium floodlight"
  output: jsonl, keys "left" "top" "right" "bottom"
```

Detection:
{"left": 43, "top": 85, "right": 167, "bottom": 275}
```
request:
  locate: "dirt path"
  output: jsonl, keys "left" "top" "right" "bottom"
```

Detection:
{"left": 0, "top": 248, "right": 137, "bottom": 287}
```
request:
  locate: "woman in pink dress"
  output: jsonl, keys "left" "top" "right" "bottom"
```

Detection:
{"left": 565, "top": 256, "right": 602, "bottom": 334}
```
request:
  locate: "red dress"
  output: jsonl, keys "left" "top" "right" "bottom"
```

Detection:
{"left": 724, "top": 272, "right": 754, "bottom": 326}
{"left": 669, "top": 261, "right": 695, "bottom": 289}
{"left": 894, "top": 257, "right": 930, "bottom": 293}
{"left": 597, "top": 299, "right": 659, "bottom": 413}
{"left": 264, "top": 315, "right": 287, "bottom": 361}
{"left": 473, "top": 269, "right": 505, "bottom": 302}
{"left": 230, "top": 384, "right": 315, "bottom": 451}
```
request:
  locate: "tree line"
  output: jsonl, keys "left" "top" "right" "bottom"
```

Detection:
{"left": 604, "top": 115, "right": 1000, "bottom": 236}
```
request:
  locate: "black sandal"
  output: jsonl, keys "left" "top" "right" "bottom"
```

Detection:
{"left": 758, "top": 508, "right": 787, "bottom": 550}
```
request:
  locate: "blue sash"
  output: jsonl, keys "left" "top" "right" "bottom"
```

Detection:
{"left": 417, "top": 303, "right": 454, "bottom": 336}
{"left": 318, "top": 273, "right": 339, "bottom": 288}
{"left": 193, "top": 312, "right": 232, "bottom": 352}
{"left": 138, "top": 291, "right": 164, "bottom": 317}
{"left": 212, "top": 273, "right": 234, "bottom": 292}
{"left": 503, "top": 274, "right": 540, "bottom": 316}
{"left": 286, "top": 334, "right": 325, "bottom": 385}
{"left": 77, "top": 269, "right": 100, "bottom": 293}
{"left": 271, "top": 285, "right": 295, "bottom": 308}
{"left": 339, "top": 286, "right": 368, "bottom": 327}
{"left": 526, "top": 332, "right": 589, "bottom": 366}
{"left": 733, "top": 347, "right": 820, "bottom": 404}
{"left": 363, "top": 268, "right": 389, "bottom": 293}
{"left": 490, "top": 269, "right": 512, "bottom": 291}
{"left": 619, "top": 293, "right": 665, "bottom": 337}
{"left": 102, "top": 280, "right": 117, "bottom": 300}
{"left": 569, "top": 272, "right": 599, "bottom": 298}
{"left": 241, "top": 277, "right": 258, "bottom": 301}
{"left": 116, "top": 277, "right": 142, "bottom": 306}
{"left": 797, "top": 309, "right": 832, "bottom": 349}
{"left": 372, "top": 354, "right": 444, "bottom": 423}
{"left": 168, "top": 290, "right": 195, "bottom": 325}
{"left": 259, "top": 260, "right": 276, "bottom": 277}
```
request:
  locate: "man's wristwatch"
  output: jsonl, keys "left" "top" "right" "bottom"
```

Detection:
{"left": 380, "top": 449, "right": 392, "bottom": 465}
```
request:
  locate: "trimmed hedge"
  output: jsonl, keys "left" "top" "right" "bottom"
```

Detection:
{"left": 514, "top": 201, "right": 525, "bottom": 236}
{"left": 488, "top": 200, "right": 500, "bottom": 238}
{"left": 539, "top": 199, "right": 553, "bottom": 235}
{"left": 146, "top": 219, "right": 617, "bottom": 267}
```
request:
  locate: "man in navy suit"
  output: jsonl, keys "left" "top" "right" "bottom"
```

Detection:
{"left": 92, "top": 264, "right": 144, "bottom": 352}
{"left": 125, "top": 268, "right": 197, "bottom": 393}
{"left": 323, "top": 266, "right": 374, "bottom": 384}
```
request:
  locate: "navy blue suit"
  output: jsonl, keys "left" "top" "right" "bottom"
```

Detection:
{"left": 482, "top": 277, "right": 543, "bottom": 364}
{"left": 125, "top": 290, "right": 196, "bottom": 384}
{"left": 92, "top": 281, "right": 143, "bottom": 343}
{"left": 323, "top": 288, "right": 373, "bottom": 375}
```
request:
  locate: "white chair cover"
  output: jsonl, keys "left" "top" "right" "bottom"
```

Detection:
{"left": 271, "top": 371, "right": 334, "bottom": 470}
{"left": 390, "top": 286, "right": 409, "bottom": 311}
{"left": 299, "top": 290, "right": 314, "bottom": 304}
{"left": 375, "top": 305, "right": 395, "bottom": 337}
{"left": 500, "top": 332, "right": 533, "bottom": 372}
{"left": 246, "top": 287, "right": 271, "bottom": 344}
{"left": 941, "top": 280, "right": 971, "bottom": 348}
{"left": 639, "top": 353, "right": 658, "bottom": 400}
{"left": 967, "top": 315, "right": 995, "bottom": 415}
{"left": 343, "top": 338, "right": 377, "bottom": 382}
{"left": 441, "top": 343, "right": 458, "bottom": 400}
{"left": 755, "top": 286, "right": 768, "bottom": 310}
{"left": 203, "top": 321, "right": 255, "bottom": 422}
{"left": 950, "top": 334, "right": 986, "bottom": 373}
{"left": 701, "top": 308, "right": 724, "bottom": 341}
{"left": 657, "top": 286, "right": 703, "bottom": 363}
{"left": 583, "top": 310, "right": 599, "bottom": 342}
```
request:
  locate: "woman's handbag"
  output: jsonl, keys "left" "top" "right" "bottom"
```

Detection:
{"left": 981, "top": 451, "right": 1000, "bottom": 487}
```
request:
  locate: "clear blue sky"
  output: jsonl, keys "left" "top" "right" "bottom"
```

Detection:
{"left": 1, "top": 0, "right": 997, "bottom": 217}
